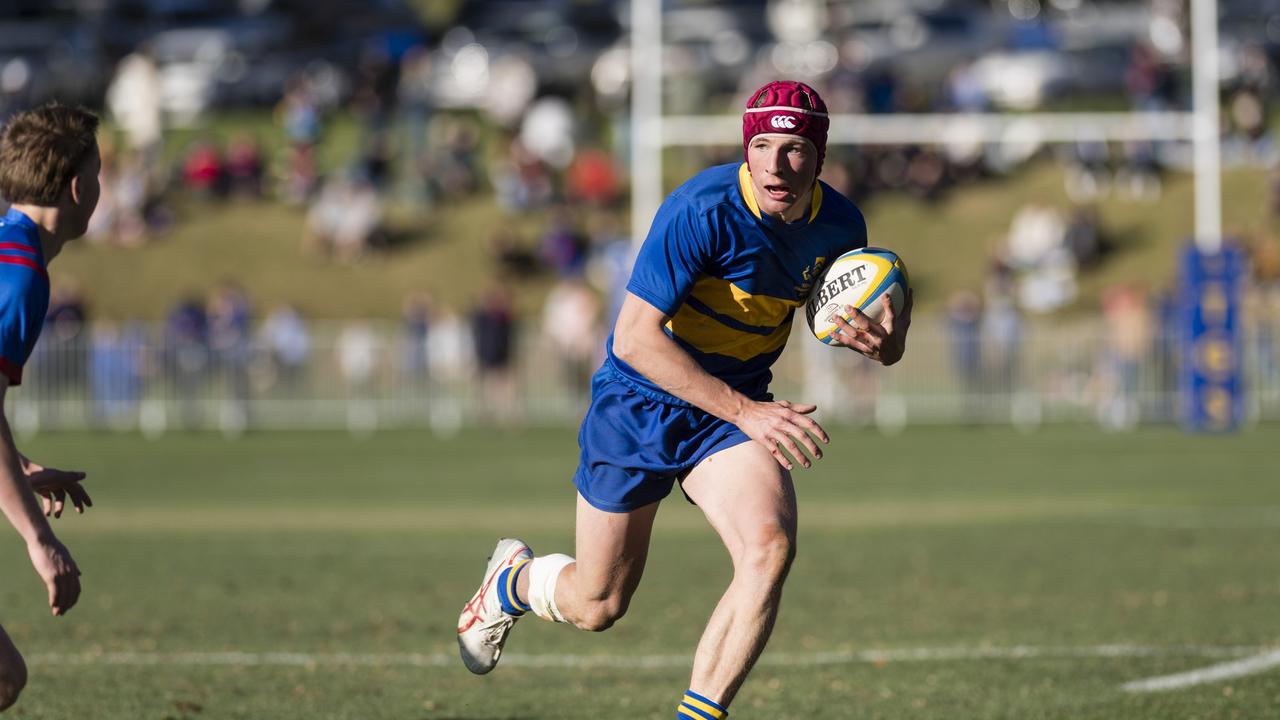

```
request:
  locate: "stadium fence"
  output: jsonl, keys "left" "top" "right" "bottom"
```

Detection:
{"left": 8, "top": 314, "right": 1279, "bottom": 436}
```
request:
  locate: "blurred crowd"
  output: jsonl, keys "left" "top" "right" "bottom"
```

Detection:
{"left": 5, "top": 0, "right": 1280, "bottom": 431}
{"left": 26, "top": 264, "right": 617, "bottom": 434}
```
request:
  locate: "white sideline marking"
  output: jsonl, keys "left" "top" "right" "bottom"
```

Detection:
{"left": 1122, "top": 649, "right": 1280, "bottom": 693}
{"left": 28, "top": 645, "right": 1264, "bottom": 670}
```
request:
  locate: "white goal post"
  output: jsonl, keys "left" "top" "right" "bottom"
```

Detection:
{"left": 630, "top": 0, "right": 1222, "bottom": 253}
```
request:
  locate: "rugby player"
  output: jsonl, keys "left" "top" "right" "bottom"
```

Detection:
{"left": 459, "top": 81, "right": 911, "bottom": 718}
{"left": 0, "top": 103, "right": 99, "bottom": 712}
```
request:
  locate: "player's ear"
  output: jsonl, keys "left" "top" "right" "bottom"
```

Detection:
{"left": 67, "top": 174, "right": 82, "bottom": 206}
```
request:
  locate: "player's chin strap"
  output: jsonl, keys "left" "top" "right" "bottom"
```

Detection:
{"left": 527, "top": 553, "right": 574, "bottom": 623}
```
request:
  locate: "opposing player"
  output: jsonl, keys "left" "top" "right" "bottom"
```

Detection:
{"left": 0, "top": 103, "right": 99, "bottom": 711}
{"left": 458, "top": 81, "right": 911, "bottom": 718}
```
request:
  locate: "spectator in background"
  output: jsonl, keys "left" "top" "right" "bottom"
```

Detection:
{"left": 42, "top": 281, "right": 90, "bottom": 388}
{"left": 583, "top": 214, "right": 632, "bottom": 329}
{"left": 106, "top": 46, "right": 162, "bottom": 183}
{"left": 566, "top": 147, "right": 621, "bottom": 206}
{"left": 87, "top": 141, "right": 150, "bottom": 248}
{"left": 29, "top": 281, "right": 89, "bottom": 425}
{"left": 435, "top": 119, "right": 482, "bottom": 199}
{"left": 89, "top": 320, "right": 146, "bottom": 428}
{"left": 1097, "top": 284, "right": 1152, "bottom": 430}
{"left": 427, "top": 303, "right": 473, "bottom": 434}
{"left": 225, "top": 134, "right": 266, "bottom": 199}
{"left": 864, "top": 68, "right": 899, "bottom": 114}
{"left": 182, "top": 138, "right": 226, "bottom": 199}
{"left": 1226, "top": 43, "right": 1273, "bottom": 161}
{"left": 357, "top": 130, "right": 394, "bottom": 192}
{"left": 1125, "top": 42, "right": 1176, "bottom": 111}
{"left": 337, "top": 321, "right": 380, "bottom": 434}
{"left": 164, "top": 297, "right": 209, "bottom": 428}
{"left": 113, "top": 151, "right": 153, "bottom": 247}
{"left": 259, "top": 304, "right": 310, "bottom": 395}
{"left": 1228, "top": 87, "right": 1271, "bottom": 161}
{"left": 85, "top": 137, "right": 118, "bottom": 245}
{"left": 397, "top": 45, "right": 435, "bottom": 205}
{"left": 1117, "top": 140, "right": 1162, "bottom": 201}
{"left": 1248, "top": 236, "right": 1280, "bottom": 391}
{"left": 1152, "top": 287, "right": 1181, "bottom": 420}
{"left": 945, "top": 60, "right": 988, "bottom": 112}
{"left": 541, "top": 275, "right": 601, "bottom": 396}
{"left": 1063, "top": 205, "right": 1102, "bottom": 270}
{"left": 208, "top": 282, "right": 253, "bottom": 433}
{"left": 279, "top": 73, "right": 323, "bottom": 204}
{"left": 1002, "top": 202, "right": 1077, "bottom": 313}
{"left": 303, "top": 173, "right": 385, "bottom": 261}
{"left": 982, "top": 262, "right": 1022, "bottom": 397}
{"left": 904, "top": 147, "right": 947, "bottom": 202}
{"left": 540, "top": 208, "right": 588, "bottom": 277}
{"left": 1064, "top": 136, "right": 1110, "bottom": 202}
{"left": 471, "top": 284, "right": 520, "bottom": 426}
{"left": 400, "top": 290, "right": 432, "bottom": 392}
{"left": 492, "top": 132, "right": 552, "bottom": 213}
{"left": 947, "top": 290, "right": 983, "bottom": 409}
{"left": 351, "top": 45, "right": 399, "bottom": 139}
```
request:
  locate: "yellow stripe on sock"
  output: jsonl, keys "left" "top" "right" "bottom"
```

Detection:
{"left": 682, "top": 695, "right": 726, "bottom": 719}
{"left": 506, "top": 559, "right": 531, "bottom": 610}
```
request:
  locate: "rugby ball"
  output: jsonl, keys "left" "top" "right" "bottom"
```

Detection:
{"left": 805, "top": 247, "right": 909, "bottom": 345}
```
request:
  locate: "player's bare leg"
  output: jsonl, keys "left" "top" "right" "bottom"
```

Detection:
{"left": 0, "top": 625, "right": 28, "bottom": 711}
{"left": 680, "top": 441, "right": 797, "bottom": 708}
{"left": 515, "top": 493, "right": 659, "bottom": 631}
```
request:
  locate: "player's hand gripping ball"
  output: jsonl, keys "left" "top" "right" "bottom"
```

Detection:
{"left": 805, "top": 247, "right": 909, "bottom": 345}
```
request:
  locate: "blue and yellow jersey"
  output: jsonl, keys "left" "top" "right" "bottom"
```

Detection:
{"left": 611, "top": 162, "right": 867, "bottom": 404}
{"left": 0, "top": 208, "right": 50, "bottom": 385}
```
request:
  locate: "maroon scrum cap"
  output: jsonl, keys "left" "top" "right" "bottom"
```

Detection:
{"left": 742, "top": 80, "right": 830, "bottom": 175}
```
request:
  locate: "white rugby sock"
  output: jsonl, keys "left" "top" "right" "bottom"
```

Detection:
{"left": 526, "top": 553, "right": 574, "bottom": 623}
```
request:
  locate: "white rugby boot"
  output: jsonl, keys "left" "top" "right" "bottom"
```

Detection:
{"left": 457, "top": 537, "right": 533, "bottom": 674}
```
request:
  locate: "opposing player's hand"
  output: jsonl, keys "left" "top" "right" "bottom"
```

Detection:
{"left": 734, "top": 399, "right": 829, "bottom": 471}
{"left": 830, "top": 289, "right": 913, "bottom": 366}
{"left": 25, "top": 460, "right": 91, "bottom": 518}
{"left": 27, "top": 536, "right": 81, "bottom": 616}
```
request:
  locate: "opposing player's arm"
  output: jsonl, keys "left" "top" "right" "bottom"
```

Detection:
{"left": 612, "top": 292, "right": 828, "bottom": 470}
{"left": 0, "top": 376, "right": 81, "bottom": 616}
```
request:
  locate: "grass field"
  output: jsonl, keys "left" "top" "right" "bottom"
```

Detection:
{"left": 1, "top": 426, "right": 1277, "bottom": 719}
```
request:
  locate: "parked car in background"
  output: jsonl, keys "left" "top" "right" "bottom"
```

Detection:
{"left": 0, "top": 19, "right": 110, "bottom": 111}
{"left": 832, "top": 3, "right": 1002, "bottom": 88}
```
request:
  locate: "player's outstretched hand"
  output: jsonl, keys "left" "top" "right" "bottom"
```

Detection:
{"left": 25, "top": 460, "right": 91, "bottom": 518}
{"left": 830, "top": 289, "right": 913, "bottom": 366}
{"left": 735, "top": 399, "right": 830, "bottom": 471}
{"left": 27, "top": 536, "right": 81, "bottom": 616}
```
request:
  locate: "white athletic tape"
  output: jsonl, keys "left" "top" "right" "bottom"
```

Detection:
{"left": 26, "top": 645, "right": 1266, "bottom": 670}
{"left": 1122, "top": 649, "right": 1280, "bottom": 693}
{"left": 527, "top": 553, "right": 574, "bottom": 624}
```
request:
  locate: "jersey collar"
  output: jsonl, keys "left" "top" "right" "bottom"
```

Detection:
{"left": 2, "top": 207, "right": 38, "bottom": 235}
{"left": 737, "top": 163, "right": 822, "bottom": 225}
{"left": 0, "top": 207, "right": 47, "bottom": 267}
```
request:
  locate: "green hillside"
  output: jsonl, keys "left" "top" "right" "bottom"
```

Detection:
{"left": 58, "top": 113, "right": 1270, "bottom": 320}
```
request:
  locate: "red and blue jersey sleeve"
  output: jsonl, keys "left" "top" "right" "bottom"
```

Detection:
{"left": 0, "top": 242, "right": 49, "bottom": 385}
{"left": 625, "top": 197, "right": 717, "bottom": 317}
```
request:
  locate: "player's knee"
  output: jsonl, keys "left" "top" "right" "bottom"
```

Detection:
{"left": 0, "top": 653, "right": 28, "bottom": 712}
{"left": 738, "top": 526, "right": 796, "bottom": 586}
{"left": 574, "top": 593, "right": 630, "bottom": 632}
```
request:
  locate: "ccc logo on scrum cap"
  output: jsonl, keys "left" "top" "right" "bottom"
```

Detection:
{"left": 771, "top": 115, "right": 797, "bottom": 129}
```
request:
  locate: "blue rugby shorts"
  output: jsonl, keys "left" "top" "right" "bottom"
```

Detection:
{"left": 572, "top": 363, "right": 759, "bottom": 513}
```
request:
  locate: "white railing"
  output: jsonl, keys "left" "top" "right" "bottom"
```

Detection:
{"left": 7, "top": 314, "right": 1280, "bottom": 434}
